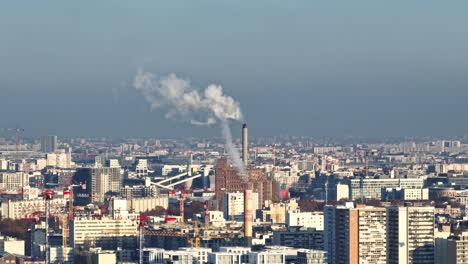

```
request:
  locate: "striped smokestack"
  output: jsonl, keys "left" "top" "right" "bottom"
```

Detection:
{"left": 242, "top": 123, "right": 248, "bottom": 167}
{"left": 244, "top": 188, "right": 253, "bottom": 247}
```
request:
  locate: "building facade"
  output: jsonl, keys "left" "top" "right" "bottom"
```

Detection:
{"left": 387, "top": 206, "right": 435, "bottom": 264}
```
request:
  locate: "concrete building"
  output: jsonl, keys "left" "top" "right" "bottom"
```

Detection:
{"left": 179, "top": 247, "right": 212, "bottom": 264}
{"left": 223, "top": 191, "right": 258, "bottom": 221}
{"left": 1, "top": 198, "right": 66, "bottom": 219}
{"left": 128, "top": 196, "right": 169, "bottom": 213}
{"left": 41, "top": 135, "right": 57, "bottom": 153}
{"left": 387, "top": 206, "right": 435, "bottom": 264}
{"left": 208, "top": 252, "right": 242, "bottom": 264}
{"left": 0, "top": 236, "right": 25, "bottom": 255}
{"left": 135, "top": 159, "right": 149, "bottom": 178}
{"left": 92, "top": 251, "right": 117, "bottom": 264}
{"left": 350, "top": 178, "right": 424, "bottom": 200}
{"left": 286, "top": 210, "right": 324, "bottom": 230}
{"left": 45, "top": 152, "right": 73, "bottom": 168}
{"left": 447, "top": 232, "right": 468, "bottom": 264}
{"left": 219, "top": 247, "right": 251, "bottom": 263}
{"left": 0, "top": 171, "right": 28, "bottom": 190}
{"left": 335, "top": 183, "right": 349, "bottom": 201}
{"left": 247, "top": 251, "right": 285, "bottom": 264}
{"left": 71, "top": 215, "right": 138, "bottom": 249}
{"left": 204, "top": 211, "right": 226, "bottom": 227}
{"left": 50, "top": 246, "right": 74, "bottom": 264}
{"left": 120, "top": 185, "right": 159, "bottom": 199}
{"left": 297, "top": 249, "right": 328, "bottom": 264}
{"left": 382, "top": 188, "right": 429, "bottom": 201}
{"left": 272, "top": 227, "right": 324, "bottom": 250}
{"left": 73, "top": 167, "right": 122, "bottom": 204}
{"left": 325, "top": 204, "right": 387, "bottom": 264}
{"left": 260, "top": 200, "right": 299, "bottom": 223}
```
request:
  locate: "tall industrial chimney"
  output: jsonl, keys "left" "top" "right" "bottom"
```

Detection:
{"left": 242, "top": 123, "right": 248, "bottom": 167}
{"left": 244, "top": 188, "right": 253, "bottom": 247}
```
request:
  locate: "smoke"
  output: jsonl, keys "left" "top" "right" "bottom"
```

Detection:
{"left": 220, "top": 119, "right": 247, "bottom": 176}
{"left": 134, "top": 69, "right": 242, "bottom": 124}
{"left": 134, "top": 69, "right": 246, "bottom": 175}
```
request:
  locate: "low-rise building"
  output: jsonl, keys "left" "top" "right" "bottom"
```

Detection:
{"left": 297, "top": 249, "right": 328, "bottom": 264}
{"left": 71, "top": 215, "right": 138, "bottom": 249}
{"left": 272, "top": 227, "right": 324, "bottom": 250}
{"left": 286, "top": 210, "right": 324, "bottom": 230}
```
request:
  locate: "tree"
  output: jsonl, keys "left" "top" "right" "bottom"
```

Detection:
{"left": 144, "top": 206, "right": 167, "bottom": 217}
{"left": 0, "top": 218, "right": 32, "bottom": 240}
{"left": 298, "top": 196, "right": 323, "bottom": 212}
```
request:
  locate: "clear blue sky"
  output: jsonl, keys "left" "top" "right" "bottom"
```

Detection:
{"left": 1, "top": 1, "right": 467, "bottom": 138}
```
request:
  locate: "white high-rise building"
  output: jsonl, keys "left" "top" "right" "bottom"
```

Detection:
{"left": 223, "top": 191, "right": 258, "bottom": 221}
{"left": 386, "top": 206, "right": 435, "bottom": 264}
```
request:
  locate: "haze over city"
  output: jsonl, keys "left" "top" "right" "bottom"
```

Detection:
{"left": 2, "top": 2, "right": 468, "bottom": 264}
{"left": 1, "top": 1, "right": 468, "bottom": 138}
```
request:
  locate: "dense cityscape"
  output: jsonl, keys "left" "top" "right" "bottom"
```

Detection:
{"left": 2, "top": 1, "right": 468, "bottom": 264}
{"left": 1, "top": 128, "right": 468, "bottom": 263}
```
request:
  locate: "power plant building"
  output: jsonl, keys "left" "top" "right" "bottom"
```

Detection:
{"left": 214, "top": 158, "right": 278, "bottom": 209}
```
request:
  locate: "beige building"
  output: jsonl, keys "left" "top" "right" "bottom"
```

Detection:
{"left": 1, "top": 198, "right": 66, "bottom": 219}
{"left": 0, "top": 236, "right": 25, "bottom": 255}
{"left": 286, "top": 210, "right": 324, "bottom": 230}
{"left": 349, "top": 206, "right": 387, "bottom": 264}
{"left": 261, "top": 200, "right": 299, "bottom": 223}
{"left": 128, "top": 196, "right": 168, "bottom": 213}
{"left": 71, "top": 215, "right": 138, "bottom": 248}
{"left": 447, "top": 232, "right": 468, "bottom": 264}
{"left": 50, "top": 246, "right": 74, "bottom": 264}
{"left": 0, "top": 171, "right": 28, "bottom": 190}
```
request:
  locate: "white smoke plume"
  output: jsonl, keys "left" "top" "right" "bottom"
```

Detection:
{"left": 134, "top": 69, "right": 246, "bottom": 175}
{"left": 220, "top": 119, "right": 247, "bottom": 177}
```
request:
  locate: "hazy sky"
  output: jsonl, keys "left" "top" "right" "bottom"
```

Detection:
{"left": 1, "top": 1, "right": 467, "bottom": 138}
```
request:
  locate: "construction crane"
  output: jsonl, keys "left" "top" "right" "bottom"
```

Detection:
{"left": 179, "top": 193, "right": 185, "bottom": 224}
{"left": 0, "top": 127, "right": 24, "bottom": 151}
{"left": 42, "top": 189, "right": 55, "bottom": 264}
{"left": 138, "top": 215, "right": 149, "bottom": 264}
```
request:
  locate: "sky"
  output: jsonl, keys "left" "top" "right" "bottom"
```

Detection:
{"left": 1, "top": 1, "right": 467, "bottom": 138}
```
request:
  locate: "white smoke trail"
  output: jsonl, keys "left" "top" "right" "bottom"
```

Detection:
{"left": 220, "top": 119, "right": 246, "bottom": 176}
{"left": 134, "top": 69, "right": 246, "bottom": 175}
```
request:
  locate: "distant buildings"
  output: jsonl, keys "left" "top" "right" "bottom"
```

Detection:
{"left": 349, "top": 178, "right": 425, "bottom": 200}
{"left": 41, "top": 135, "right": 58, "bottom": 153}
